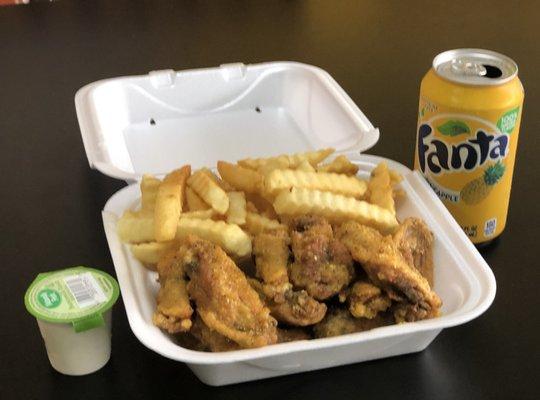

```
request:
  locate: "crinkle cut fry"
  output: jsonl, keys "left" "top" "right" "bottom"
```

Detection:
{"left": 239, "top": 148, "right": 334, "bottom": 170}
{"left": 265, "top": 169, "right": 367, "bottom": 197}
{"left": 176, "top": 218, "right": 252, "bottom": 257}
{"left": 274, "top": 188, "right": 399, "bottom": 234}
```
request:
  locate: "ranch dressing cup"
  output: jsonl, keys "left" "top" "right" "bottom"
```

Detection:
{"left": 24, "top": 266, "right": 120, "bottom": 375}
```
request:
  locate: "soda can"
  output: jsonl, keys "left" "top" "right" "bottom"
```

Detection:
{"left": 415, "top": 49, "right": 524, "bottom": 244}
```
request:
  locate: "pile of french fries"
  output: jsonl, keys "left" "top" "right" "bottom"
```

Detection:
{"left": 117, "top": 149, "right": 403, "bottom": 269}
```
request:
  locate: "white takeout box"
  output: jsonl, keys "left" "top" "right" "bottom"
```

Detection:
{"left": 75, "top": 62, "right": 496, "bottom": 386}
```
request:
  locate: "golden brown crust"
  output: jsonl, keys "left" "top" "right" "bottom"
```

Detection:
{"left": 336, "top": 221, "right": 441, "bottom": 320}
{"left": 184, "top": 236, "right": 278, "bottom": 348}
{"left": 152, "top": 249, "right": 193, "bottom": 333}
{"left": 277, "top": 327, "right": 312, "bottom": 343}
{"left": 253, "top": 229, "right": 290, "bottom": 291}
{"left": 252, "top": 228, "right": 327, "bottom": 326}
{"left": 314, "top": 308, "right": 394, "bottom": 338}
{"left": 190, "top": 316, "right": 241, "bottom": 352}
{"left": 394, "top": 217, "right": 435, "bottom": 287}
{"left": 269, "top": 289, "right": 327, "bottom": 326}
{"left": 289, "top": 216, "right": 354, "bottom": 300}
{"left": 348, "top": 281, "right": 391, "bottom": 319}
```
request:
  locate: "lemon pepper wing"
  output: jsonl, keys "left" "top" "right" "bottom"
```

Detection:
{"left": 184, "top": 236, "right": 278, "bottom": 348}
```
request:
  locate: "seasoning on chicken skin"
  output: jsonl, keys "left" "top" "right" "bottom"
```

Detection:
{"left": 182, "top": 235, "right": 278, "bottom": 348}
{"left": 348, "top": 280, "right": 391, "bottom": 319}
{"left": 253, "top": 228, "right": 327, "bottom": 326}
{"left": 270, "top": 289, "right": 327, "bottom": 326}
{"left": 314, "top": 308, "right": 394, "bottom": 338}
{"left": 289, "top": 215, "right": 354, "bottom": 300}
{"left": 277, "top": 327, "right": 312, "bottom": 343}
{"left": 152, "top": 248, "right": 193, "bottom": 333}
{"left": 336, "top": 221, "right": 441, "bottom": 322}
{"left": 394, "top": 217, "right": 435, "bottom": 287}
{"left": 253, "top": 228, "right": 292, "bottom": 302}
{"left": 190, "top": 315, "right": 240, "bottom": 352}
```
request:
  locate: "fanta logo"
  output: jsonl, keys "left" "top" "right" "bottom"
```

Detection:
{"left": 417, "top": 124, "right": 508, "bottom": 174}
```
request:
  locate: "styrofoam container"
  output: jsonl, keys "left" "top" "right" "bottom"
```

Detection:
{"left": 75, "top": 62, "right": 496, "bottom": 386}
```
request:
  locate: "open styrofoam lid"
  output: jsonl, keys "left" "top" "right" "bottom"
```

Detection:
{"left": 75, "top": 62, "right": 379, "bottom": 181}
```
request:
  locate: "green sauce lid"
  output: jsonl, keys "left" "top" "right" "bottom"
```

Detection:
{"left": 24, "top": 266, "right": 120, "bottom": 332}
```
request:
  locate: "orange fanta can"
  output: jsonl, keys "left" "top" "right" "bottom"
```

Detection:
{"left": 415, "top": 49, "right": 524, "bottom": 244}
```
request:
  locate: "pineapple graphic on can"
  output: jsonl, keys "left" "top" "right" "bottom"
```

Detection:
{"left": 415, "top": 49, "right": 524, "bottom": 244}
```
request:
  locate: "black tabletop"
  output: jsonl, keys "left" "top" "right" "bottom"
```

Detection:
{"left": 1, "top": 1, "right": 539, "bottom": 399}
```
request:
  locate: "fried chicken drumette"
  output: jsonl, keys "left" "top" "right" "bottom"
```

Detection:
{"left": 153, "top": 249, "right": 194, "bottom": 333}
{"left": 289, "top": 216, "right": 354, "bottom": 301}
{"left": 253, "top": 229, "right": 327, "bottom": 326}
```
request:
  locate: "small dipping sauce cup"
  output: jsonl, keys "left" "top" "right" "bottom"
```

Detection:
{"left": 25, "top": 266, "right": 120, "bottom": 375}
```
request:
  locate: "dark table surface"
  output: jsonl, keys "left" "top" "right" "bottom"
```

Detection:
{"left": 1, "top": 1, "right": 539, "bottom": 399}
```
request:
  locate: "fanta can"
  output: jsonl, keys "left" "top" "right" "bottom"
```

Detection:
{"left": 415, "top": 49, "right": 524, "bottom": 244}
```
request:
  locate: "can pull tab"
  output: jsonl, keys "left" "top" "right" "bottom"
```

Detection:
{"left": 451, "top": 59, "right": 487, "bottom": 77}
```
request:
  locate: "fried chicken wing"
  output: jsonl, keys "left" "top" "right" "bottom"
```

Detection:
{"left": 277, "top": 327, "right": 312, "bottom": 343}
{"left": 270, "top": 289, "right": 327, "bottom": 326}
{"left": 252, "top": 229, "right": 327, "bottom": 326}
{"left": 183, "top": 236, "right": 278, "bottom": 348}
{"left": 313, "top": 308, "right": 394, "bottom": 338}
{"left": 247, "top": 276, "right": 267, "bottom": 298}
{"left": 190, "top": 315, "right": 240, "bottom": 352}
{"left": 394, "top": 217, "right": 435, "bottom": 287}
{"left": 392, "top": 302, "right": 440, "bottom": 323}
{"left": 253, "top": 229, "right": 292, "bottom": 301}
{"left": 289, "top": 215, "right": 354, "bottom": 300}
{"left": 348, "top": 281, "right": 391, "bottom": 319}
{"left": 336, "top": 221, "right": 441, "bottom": 320}
{"left": 250, "top": 277, "right": 327, "bottom": 326}
{"left": 152, "top": 249, "right": 193, "bottom": 333}
{"left": 174, "top": 331, "right": 207, "bottom": 352}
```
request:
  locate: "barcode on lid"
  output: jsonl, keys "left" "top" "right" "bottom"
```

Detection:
{"left": 64, "top": 272, "right": 107, "bottom": 308}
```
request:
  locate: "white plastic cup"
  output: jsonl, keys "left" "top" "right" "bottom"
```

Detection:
{"left": 25, "top": 267, "right": 120, "bottom": 376}
{"left": 36, "top": 310, "right": 113, "bottom": 375}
